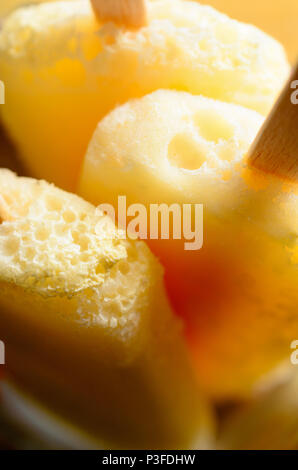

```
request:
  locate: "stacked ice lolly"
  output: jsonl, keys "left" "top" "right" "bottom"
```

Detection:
{"left": 0, "top": 0, "right": 289, "bottom": 190}
{"left": 79, "top": 89, "right": 298, "bottom": 398}
{"left": 0, "top": 0, "right": 296, "bottom": 449}
{"left": 0, "top": 169, "right": 212, "bottom": 448}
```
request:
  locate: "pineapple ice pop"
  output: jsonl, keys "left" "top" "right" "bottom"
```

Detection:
{"left": 219, "top": 369, "right": 298, "bottom": 450}
{"left": 0, "top": 169, "right": 212, "bottom": 449}
{"left": 0, "top": 0, "right": 289, "bottom": 190}
{"left": 79, "top": 90, "right": 298, "bottom": 400}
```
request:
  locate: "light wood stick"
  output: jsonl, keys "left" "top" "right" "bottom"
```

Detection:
{"left": 91, "top": 0, "right": 147, "bottom": 28}
{"left": 248, "top": 62, "right": 298, "bottom": 181}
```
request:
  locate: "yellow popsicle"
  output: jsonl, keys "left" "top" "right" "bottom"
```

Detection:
{"left": 0, "top": 0, "right": 289, "bottom": 190}
{"left": 79, "top": 90, "right": 298, "bottom": 400}
{"left": 0, "top": 169, "right": 212, "bottom": 449}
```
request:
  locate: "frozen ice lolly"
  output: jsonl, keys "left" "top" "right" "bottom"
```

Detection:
{"left": 0, "top": 0, "right": 289, "bottom": 190}
{"left": 0, "top": 169, "right": 212, "bottom": 449}
{"left": 79, "top": 90, "right": 298, "bottom": 399}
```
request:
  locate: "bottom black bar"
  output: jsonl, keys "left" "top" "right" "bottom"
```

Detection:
{"left": 0, "top": 450, "right": 298, "bottom": 466}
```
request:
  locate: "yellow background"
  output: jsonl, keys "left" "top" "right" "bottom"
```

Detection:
{"left": 0, "top": 0, "right": 297, "bottom": 172}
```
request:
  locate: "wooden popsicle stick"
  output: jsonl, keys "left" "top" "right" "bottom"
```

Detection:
{"left": 248, "top": 61, "right": 298, "bottom": 182}
{"left": 91, "top": 0, "right": 147, "bottom": 28}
